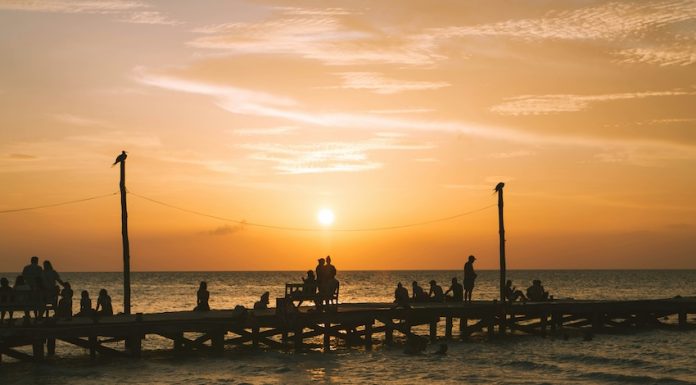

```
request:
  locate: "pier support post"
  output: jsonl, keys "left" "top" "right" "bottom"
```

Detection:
{"left": 212, "top": 331, "right": 225, "bottom": 354}
{"left": 252, "top": 325, "right": 260, "bottom": 349}
{"left": 678, "top": 312, "right": 687, "bottom": 330}
{"left": 89, "top": 335, "right": 97, "bottom": 360}
{"left": 429, "top": 319, "right": 437, "bottom": 343}
{"left": 385, "top": 320, "right": 394, "bottom": 345}
{"left": 128, "top": 336, "right": 142, "bottom": 357}
{"left": 294, "top": 326, "right": 303, "bottom": 352}
{"left": 32, "top": 339, "right": 45, "bottom": 362}
{"left": 551, "top": 313, "right": 560, "bottom": 333}
{"left": 592, "top": 313, "right": 604, "bottom": 332}
{"left": 47, "top": 338, "right": 56, "bottom": 356}
{"left": 323, "top": 323, "right": 331, "bottom": 352}
{"left": 173, "top": 332, "right": 183, "bottom": 351}
{"left": 487, "top": 316, "right": 495, "bottom": 341}
{"left": 365, "top": 321, "right": 373, "bottom": 351}
{"left": 445, "top": 316, "right": 453, "bottom": 340}
{"left": 459, "top": 317, "right": 468, "bottom": 340}
{"left": 540, "top": 312, "right": 548, "bottom": 337}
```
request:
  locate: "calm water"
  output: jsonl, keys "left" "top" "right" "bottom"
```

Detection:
{"left": 1, "top": 270, "right": 695, "bottom": 384}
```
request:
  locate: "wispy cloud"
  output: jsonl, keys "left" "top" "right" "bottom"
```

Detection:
{"left": 332, "top": 72, "right": 449, "bottom": 94}
{"left": 369, "top": 108, "right": 435, "bottom": 115}
{"left": 614, "top": 46, "right": 696, "bottom": 66}
{"left": 7, "top": 153, "right": 37, "bottom": 160}
{"left": 117, "top": 10, "right": 181, "bottom": 25}
{"left": 53, "top": 113, "right": 113, "bottom": 128}
{"left": 434, "top": 1, "right": 696, "bottom": 42}
{"left": 491, "top": 89, "right": 695, "bottom": 115}
{"left": 238, "top": 137, "right": 433, "bottom": 174}
{"left": 231, "top": 126, "right": 298, "bottom": 136}
{"left": 488, "top": 150, "right": 535, "bottom": 159}
{"left": 206, "top": 223, "right": 245, "bottom": 236}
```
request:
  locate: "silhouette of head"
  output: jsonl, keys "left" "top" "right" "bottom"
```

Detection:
{"left": 0, "top": 277, "right": 8, "bottom": 287}
{"left": 318, "top": 258, "right": 325, "bottom": 265}
{"left": 506, "top": 279, "right": 512, "bottom": 287}
{"left": 307, "top": 270, "right": 315, "bottom": 278}
{"left": 43, "top": 260, "right": 53, "bottom": 271}
{"left": 533, "top": 279, "right": 541, "bottom": 286}
{"left": 468, "top": 255, "right": 476, "bottom": 262}
{"left": 261, "top": 291, "right": 270, "bottom": 303}
{"left": 452, "top": 277, "right": 458, "bottom": 284}
{"left": 31, "top": 256, "right": 39, "bottom": 265}
{"left": 199, "top": 281, "right": 207, "bottom": 290}
{"left": 99, "top": 288, "right": 108, "bottom": 297}
{"left": 429, "top": 280, "right": 437, "bottom": 286}
{"left": 81, "top": 290, "right": 89, "bottom": 299}
{"left": 64, "top": 282, "right": 71, "bottom": 289}
{"left": 397, "top": 282, "right": 403, "bottom": 288}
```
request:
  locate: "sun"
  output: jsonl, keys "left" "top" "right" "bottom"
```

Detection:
{"left": 317, "top": 208, "right": 335, "bottom": 226}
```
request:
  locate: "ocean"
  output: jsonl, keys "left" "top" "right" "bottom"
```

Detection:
{"left": 1, "top": 270, "right": 695, "bottom": 384}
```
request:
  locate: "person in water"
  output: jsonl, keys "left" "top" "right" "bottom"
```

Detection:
{"left": 463, "top": 255, "right": 477, "bottom": 303}
{"left": 96, "top": 289, "right": 113, "bottom": 316}
{"left": 505, "top": 280, "right": 527, "bottom": 302}
{"left": 254, "top": 291, "right": 270, "bottom": 310}
{"left": 392, "top": 282, "right": 410, "bottom": 309}
{"left": 428, "top": 280, "right": 444, "bottom": 302}
{"left": 444, "top": 277, "right": 464, "bottom": 302}
{"left": 194, "top": 281, "right": 210, "bottom": 311}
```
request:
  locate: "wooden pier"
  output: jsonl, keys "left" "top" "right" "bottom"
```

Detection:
{"left": 1, "top": 297, "right": 695, "bottom": 363}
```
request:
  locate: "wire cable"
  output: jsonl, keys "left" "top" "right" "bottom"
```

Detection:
{"left": 0, "top": 192, "right": 118, "bottom": 214}
{"left": 127, "top": 191, "right": 496, "bottom": 232}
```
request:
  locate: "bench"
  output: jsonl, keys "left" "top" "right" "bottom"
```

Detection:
{"left": 284, "top": 281, "right": 339, "bottom": 308}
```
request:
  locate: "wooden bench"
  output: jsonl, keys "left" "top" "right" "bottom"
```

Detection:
{"left": 284, "top": 282, "right": 339, "bottom": 308}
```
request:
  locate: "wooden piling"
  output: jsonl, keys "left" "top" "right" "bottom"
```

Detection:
{"left": 115, "top": 151, "right": 132, "bottom": 315}
{"left": 323, "top": 322, "right": 331, "bottom": 352}
{"left": 294, "top": 326, "right": 303, "bottom": 352}
{"left": 47, "top": 338, "right": 56, "bottom": 356}
{"left": 445, "top": 316, "right": 453, "bottom": 339}
{"left": 252, "top": 325, "right": 260, "bottom": 349}
{"left": 459, "top": 317, "right": 468, "bottom": 340}
{"left": 678, "top": 312, "right": 687, "bottom": 330}
{"left": 89, "top": 335, "right": 97, "bottom": 359}
{"left": 385, "top": 320, "right": 394, "bottom": 345}
{"left": 365, "top": 321, "right": 373, "bottom": 351}
{"left": 540, "top": 312, "right": 548, "bottom": 337}
{"left": 32, "top": 339, "right": 44, "bottom": 362}
{"left": 429, "top": 319, "right": 437, "bottom": 342}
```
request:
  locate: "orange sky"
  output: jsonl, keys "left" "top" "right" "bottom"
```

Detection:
{"left": 1, "top": 0, "right": 695, "bottom": 271}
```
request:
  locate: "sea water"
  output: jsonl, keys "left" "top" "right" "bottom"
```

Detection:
{"left": 1, "top": 270, "right": 695, "bottom": 384}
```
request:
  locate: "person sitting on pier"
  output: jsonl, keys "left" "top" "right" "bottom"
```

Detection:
{"left": 254, "top": 291, "right": 270, "bottom": 310}
{"left": 57, "top": 282, "right": 73, "bottom": 320}
{"left": 96, "top": 288, "right": 113, "bottom": 316}
{"left": 505, "top": 280, "right": 527, "bottom": 302}
{"left": 392, "top": 282, "right": 410, "bottom": 309}
{"left": 526, "top": 279, "right": 549, "bottom": 302}
{"left": 428, "top": 280, "right": 445, "bottom": 302}
{"left": 76, "top": 290, "right": 94, "bottom": 317}
{"left": 0, "top": 277, "right": 13, "bottom": 324}
{"left": 12, "top": 275, "right": 32, "bottom": 322}
{"left": 444, "top": 277, "right": 464, "bottom": 302}
{"left": 411, "top": 281, "right": 427, "bottom": 302}
{"left": 463, "top": 255, "right": 477, "bottom": 303}
{"left": 22, "top": 256, "right": 43, "bottom": 290}
{"left": 194, "top": 281, "right": 210, "bottom": 311}
{"left": 301, "top": 270, "right": 317, "bottom": 297}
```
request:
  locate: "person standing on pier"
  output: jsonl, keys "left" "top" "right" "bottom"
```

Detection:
{"left": 463, "top": 255, "right": 477, "bottom": 303}
{"left": 315, "top": 258, "right": 327, "bottom": 309}
{"left": 22, "top": 256, "right": 43, "bottom": 290}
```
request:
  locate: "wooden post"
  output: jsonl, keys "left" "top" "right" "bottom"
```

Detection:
{"left": 429, "top": 319, "right": 437, "bottom": 342}
{"left": 364, "top": 321, "right": 373, "bottom": 351}
{"left": 89, "top": 335, "right": 97, "bottom": 360}
{"left": 487, "top": 315, "right": 495, "bottom": 341}
{"left": 294, "top": 326, "right": 303, "bottom": 352}
{"left": 173, "top": 332, "right": 184, "bottom": 351}
{"left": 32, "top": 339, "right": 44, "bottom": 361}
{"left": 540, "top": 313, "right": 548, "bottom": 337}
{"left": 212, "top": 331, "right": 224, "bottom": 354}
{"left": 47, "top": 338, "right": 56, "bottom": 356}
{"left": 678, "top": 311, "right": 687, "bottom": 329}
{"left": 445, "top": 316, "right": 453, "bottom": 340}
{"left": 385, "top": 320, "right": 393, "bottom": 345}
{"left": 495, "top": 182, "right": 506, "bottom": 304}
{"left": 592, "top": 312, "right": 604, "bottom": 332}
{"left": 323, "top": 323, "right": 331, "bottom": 352}
{"left": 459, "top": 317, "right": 468, "bottom": 340}
{"left": 252, "top": 325, "right": 260, "bottom": 349}
{"left": 115, "top": 151, "right": 132, "bottom": 315}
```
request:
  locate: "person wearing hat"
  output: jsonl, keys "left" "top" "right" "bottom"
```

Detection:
{"left": 463, "top": 255, "right": 477, "bottom": 303}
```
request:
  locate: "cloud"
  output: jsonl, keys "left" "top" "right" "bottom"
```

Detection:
{"left": 53, "top": 113, "right": 113, "bottom": 128}
{"left": 331, "top": 72, "right": 449, "bottom": 94}
{"left": 7, "top": 153, "right": 37, "bottom": 160}
{"left": 0, "top": 0, "right": 145, "bottom": 13}
{"left": 368, "top": 108, "right": 435, "bottom": 114}
{"left": 237, "top": 137, "right": 433, "bottom": 174}
{"left": 433, "top": 1, "right": 696, "bottom": 42}
{"left": 231, "top": 126, "right": 298, "bottom": 136}
{"left": 189, "top": 7, "right": 443, "bottom": 66}
{"left": 117, "top": 11, "right": 181, "bottom": 25}
{"left": 207, "top": 223, "right": 245, "bottom": 236}
{"left": 488, "top": 150, "right": 534, "bottom": 159}
{"left": 614, "top": 46, "right": 696, "bottom": 66}
{"left": 491, "top": 89, "right": 696, "bottom": 115}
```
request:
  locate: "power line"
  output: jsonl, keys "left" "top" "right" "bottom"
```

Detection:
{"left": 0, "top": 192, "right": 118, "bottom": 214}
{"left": 127, "top": 191, "right": 496, "bottom": 232}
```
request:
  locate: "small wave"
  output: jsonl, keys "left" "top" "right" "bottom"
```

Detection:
{"left": 503, "top": 359, "right": 561, "bottom": 371}
{"left": 557, "top": 353, "right": 653, "bottom": 367}
{"left": 577, "top": 370, "right": 693, "bottom": 384}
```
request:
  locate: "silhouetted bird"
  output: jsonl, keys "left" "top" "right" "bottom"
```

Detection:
{"left": 112, "top": 151, "right": 127, "bottom": 167}
{"left": 494, "top": 182, "right": 505, "bottom": 193}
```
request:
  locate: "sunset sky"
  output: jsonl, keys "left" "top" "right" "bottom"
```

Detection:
{"left": 1, "top": 0, "right": 695, "bottom": 271}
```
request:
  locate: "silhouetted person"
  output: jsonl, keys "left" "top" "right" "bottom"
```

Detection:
{"left": 411, "top": 281, "right": 428, "bottom": 302}
{"left": 302, "top": 270, "right": 317, "bottom": 296}
{"left": 315, "top": 258, "right": 328, "bottom": 309}
{"left": 254, "top": 291, "right": 270, "bottom": 310}
{"left": 444, "top": 277, "right": 464, "bottom": 302}
{"left": 96, "top": 289, "right": 113, "bottom": 316}
{"left": 463, "top": 255, "right": 477, "bottom": 302}
{"left": 41, "top": 260, "right": 64, "bottom": 314}
{"left": 57, "top": 282, "right": 73, "bottom": 320}
{"left": 77, "top": 290, "right": 93, "bottom": 317}
{"left": 32, "top": 276, "right": 47, "bottom": 320}
{"left": 428, "top": 280, "right": 444, "bottom": 302}
{"left": 0, "top": 277, "right": 12, "bottom": 324}
{"left": 526, "top": 279, "right": 549, "bottom": 301}
{"left": 22, "top": 256, "right": 42, "bottom": 290}
{"left": 392, "top": 282, "right": 410, "bottom": 309}
{"left": 13, "top": 276, "right": 31, "bottom": 321}
{"left": 325, "top": 256, "right": 339, "bottom": 306}
{"left": 505, "top": 279, "right": 527, "bottom": 302}
{"left": 194, "top": 281, "right": 210, "bottom": 311}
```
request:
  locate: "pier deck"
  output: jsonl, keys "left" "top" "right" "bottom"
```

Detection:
{"left": 1, "top": 297, "right": 695, "bottom": 363}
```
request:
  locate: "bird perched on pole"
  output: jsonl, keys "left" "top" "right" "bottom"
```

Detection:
{"left": 112, "top": 151, "right": 127, "bottom": 167}
{"left": 494, "top": 182, "right": 505, "bottom": 193}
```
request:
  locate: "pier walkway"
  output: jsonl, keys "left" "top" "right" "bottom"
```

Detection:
{"left": 1, "top": 297, "right": 695, "bottom": 363}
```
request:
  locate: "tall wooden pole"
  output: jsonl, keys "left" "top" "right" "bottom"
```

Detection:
{"left": 119, "top": 155, "right": 131, "bottom": 315}
{"left": 495, "top": 182, "right": 506, "bottom": 303}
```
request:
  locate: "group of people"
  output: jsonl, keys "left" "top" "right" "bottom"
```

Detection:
{"left": 0, "top": 256, "right": 113, "bottom": 325}
{"left": 295, "top": 256, "right": 339, "bottom": 310}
